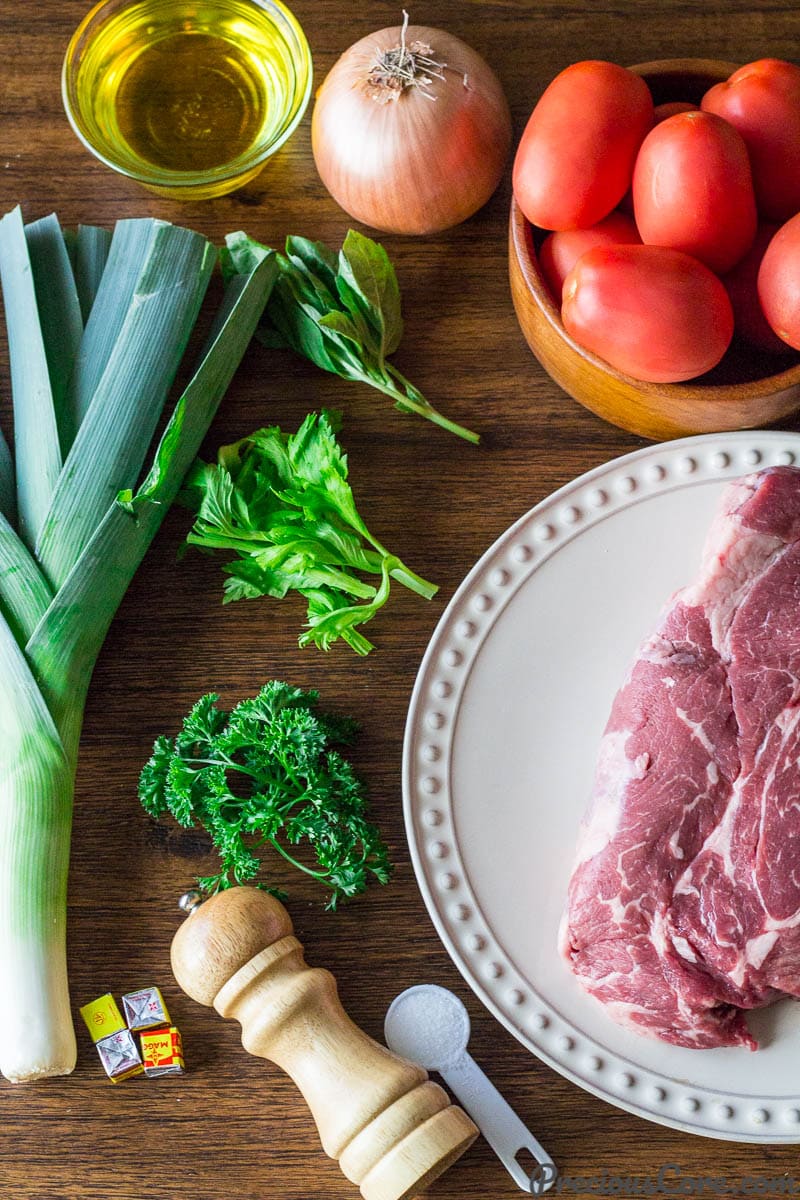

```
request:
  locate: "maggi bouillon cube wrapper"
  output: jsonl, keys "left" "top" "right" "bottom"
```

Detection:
{"left": 79, "top": 993, "right": 126, "bottom": 1044}
{"left": 96, "top": 1029, "right": 144, "bottom": 1083}
{"left": 122, "top": 985, "right": 171, "bottom": 1033}
{"left": 140, "top": 1026, "right": 185, "bottom": 1077}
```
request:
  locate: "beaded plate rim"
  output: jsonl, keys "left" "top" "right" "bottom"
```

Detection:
{"left": 403, "top": 430, "right": 800, "bottom": 1145}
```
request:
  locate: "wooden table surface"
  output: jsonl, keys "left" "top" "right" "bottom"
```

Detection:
{"left": 3, "top": 2, "right": 800, "bottom": 1197}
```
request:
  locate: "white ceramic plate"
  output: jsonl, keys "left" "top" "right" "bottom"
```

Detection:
{"left": 403, "top": 431, "right": 800, "bottom": 1144}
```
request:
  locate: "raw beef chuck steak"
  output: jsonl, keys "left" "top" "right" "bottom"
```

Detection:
{"left": 560, "top": 466, "right": 800, "bottom": 1049}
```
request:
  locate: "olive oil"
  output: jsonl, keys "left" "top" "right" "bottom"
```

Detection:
{"left": 115, "top": 32, "right": 269, "bottom": 173}
{"left": 64, "top": 0, "right": 312, "bottom": 197}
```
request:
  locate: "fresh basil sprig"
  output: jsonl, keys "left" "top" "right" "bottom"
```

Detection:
{"left": 222, "top": 229, "right": 479, "bottom": 444}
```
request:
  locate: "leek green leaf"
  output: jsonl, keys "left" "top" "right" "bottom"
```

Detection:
{"left": 36, "top": 225, "right": 216, "bottom": 588}
{"left": 0, "top": 428, "right": 13, "bottom": 523}
{"left": 62, "top": 227, "right": 77, "bottom": 272}
{"left": 0, "top": 511, "right": 52, "bottom": 646}
{"left": 74, "top": 224, "right": 112, "bottom": 323}
{"left": 0, "top": 207, "right": 63, "bottom": 549}
{"left": 65, "top": 218, "right": 159, "bottom": 432}
{"left": 25, "top": 214, "right": 84, "bottom": 457}
{"left": 124, "top": 252, "right": 277, "bottom": 513}
{"left": 220, "top": 229, "right": 271, "bottom": 279}
{"left": 27, "top": 251, "right": 277, "bottom": 745}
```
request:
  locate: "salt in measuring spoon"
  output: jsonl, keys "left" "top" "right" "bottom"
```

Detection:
{"left": 384, "top": 984, "right": 556, "bottom": 1194}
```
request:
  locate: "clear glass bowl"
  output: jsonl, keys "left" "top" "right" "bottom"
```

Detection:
{"left": 62, "top": 0, "right": 312, "bottom": 199}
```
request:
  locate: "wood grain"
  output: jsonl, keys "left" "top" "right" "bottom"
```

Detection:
{"left": 2, "top": 2, "right": 800, "bottom": 1197}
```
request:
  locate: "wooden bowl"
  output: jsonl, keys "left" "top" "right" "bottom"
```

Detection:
{"left": 509, "top": 58, "right": 800, "bottom": 441}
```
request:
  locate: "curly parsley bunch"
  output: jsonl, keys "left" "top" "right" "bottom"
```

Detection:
{"left": 139, "top": 681, "right": 392, "bottom": 909}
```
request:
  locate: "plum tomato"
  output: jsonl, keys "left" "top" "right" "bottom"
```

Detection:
{"left": 538, "top": 212, "right": 641, "bottom": 299}
{"left": 513, "top": 61, "right": 653, "bottom": 231}
{"left": 653, "top": 101, "right": 698, "bottom": 122}
{"left": 561, "top": 244, "right": 734, "bottom": 383}
{"left": 632, "top": 111, "right": 757, "bottom": 274}
{"left": 617, "top": 103, "right": 697, "bottom": 211}
{"left": 724, "top": 223, "right": 792, "bottom": 354}
{"left": 757, "top": 213, "right": 800, "bottom": 350}
{"left": 702, "top": 59, "right": 800, "bottom": 223}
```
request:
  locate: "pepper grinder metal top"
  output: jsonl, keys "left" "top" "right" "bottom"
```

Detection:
{"left": 171, "top": 887, "right": 478, "bottom": 1200}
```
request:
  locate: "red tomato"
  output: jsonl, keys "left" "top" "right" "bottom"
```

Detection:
{"left": 757, "top": 213, "right": 800, "bottom": 350}
{"left": 702, "top": 59, "right": 800, "bottom": 223}
{"left": 561, "top": 244, "right": 734, "bottom": 382}
{"left": 653, "top": 101, "right": 698, "bottom": 123}
{"left": 513, "top": 61, "right": 654, "bottom": 230}
{"left": 538, "top": 212, "right": 641, "bottom": 299}
{"left": 632, "top": 111, "right": 757, "bottom": 274}
{"left": 724, "top": 223, "right": 791, "bottom": 354}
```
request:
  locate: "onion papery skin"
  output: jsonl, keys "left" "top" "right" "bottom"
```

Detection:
{"left": 312, "top": 25, "right": 512, "bottom": 235}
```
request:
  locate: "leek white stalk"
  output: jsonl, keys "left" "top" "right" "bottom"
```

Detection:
{"left": 0, "top": 205, "right": 277, "bottom": 1081}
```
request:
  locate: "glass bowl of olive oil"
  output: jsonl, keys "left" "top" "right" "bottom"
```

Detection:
{"left": 62, "top": 0, "right": 312, "bottom": 199}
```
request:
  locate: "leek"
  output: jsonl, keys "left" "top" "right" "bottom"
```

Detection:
{"left": 0, "top": 426, "right": 13, "bottom": 520}
{"left": 25, "top": 214, "right": 83, "bottom": 457}
{"left": 73, "top": 224, "right": 112, "bottom": 323}
{"left": 0, "top": 205, "right": 277, "bottom": 1082}
{"left": 37, "top": 223, "right": 216, "bottom": 587}
{"left": 0, "top": 207, "right": 63, "bottom": 548}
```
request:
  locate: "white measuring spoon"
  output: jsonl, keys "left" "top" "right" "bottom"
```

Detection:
{"left": 384, "top": 984, "right": 556, "bottom": 1195}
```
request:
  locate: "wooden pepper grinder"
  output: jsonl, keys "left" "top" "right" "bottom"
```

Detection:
{"left": 171, "top": 887, "right": 478, "bottom": 1200}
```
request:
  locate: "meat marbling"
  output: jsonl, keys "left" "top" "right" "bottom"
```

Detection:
{"left": 560, "top": 466, "right": 800, "bottom": 1050}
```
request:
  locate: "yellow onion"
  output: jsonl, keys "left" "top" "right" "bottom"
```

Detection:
{"left": 311, "top": 19, "right": 512, "bottom": 235}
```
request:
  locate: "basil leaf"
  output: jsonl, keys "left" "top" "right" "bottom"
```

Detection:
{"left": 318, "top": 309, "right": 365, "bottom": 348}
{"left": 339, "top": 229, "right": 403, "bottom": 358}
{"left": 334, "top": 273, "right": 382, "bottom": 360}
{"left": 286, "top": 235, "right": 339, "bottom": 301}
{"left": 264, "top": 281, "right": 341, "bottom": 374}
